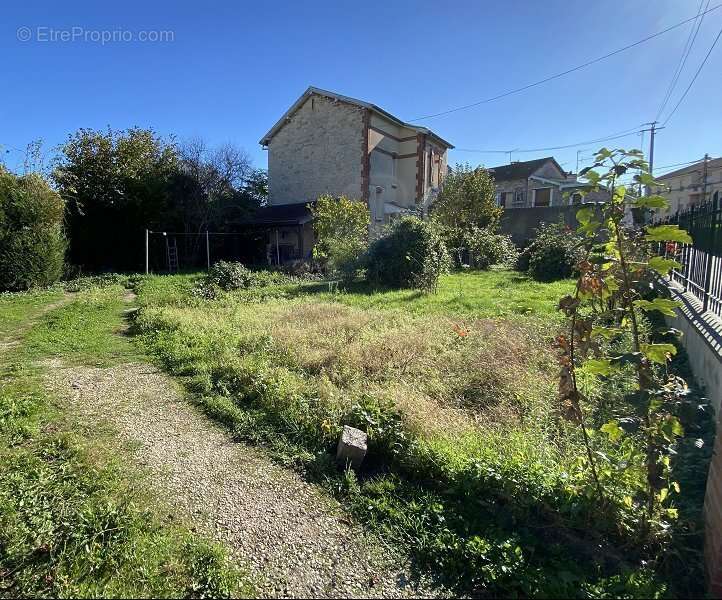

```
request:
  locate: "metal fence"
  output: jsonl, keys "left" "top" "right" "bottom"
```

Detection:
{"left": 658, "top": 192, "right": 722, "bottom": 319}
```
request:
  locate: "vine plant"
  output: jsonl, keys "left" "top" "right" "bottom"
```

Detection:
{"left": 557, "top": 148, "right": 693, "bottom": 537}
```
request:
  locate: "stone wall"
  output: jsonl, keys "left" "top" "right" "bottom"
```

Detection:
{"left": 268, "top": 95, "right": 364, "bottom": 205}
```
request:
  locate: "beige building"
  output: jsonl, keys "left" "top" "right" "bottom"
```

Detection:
{"left": 652, "top": 156, "right": 722, "bottom": 218}
{"left": 490, "top": 156, "right": 609, "bottom": 208}
{"left": 255, "top": 87, "right": 453, "bottom": 262}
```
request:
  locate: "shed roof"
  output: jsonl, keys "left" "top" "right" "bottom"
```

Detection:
{"left": 239, "top": 202, "right": 315, "bottom": 227}
{"left": 259, "top": 86, "right": 454, "bottom": 149}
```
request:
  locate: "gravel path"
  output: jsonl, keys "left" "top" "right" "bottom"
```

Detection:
{"left": 44, "top": 359, "right": 443, "bottom": 598}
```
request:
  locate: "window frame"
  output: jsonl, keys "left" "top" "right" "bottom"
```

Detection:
{"left": 532, "top": 187, "right": 552, "bottom": 207}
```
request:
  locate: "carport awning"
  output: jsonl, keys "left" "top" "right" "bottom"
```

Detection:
{"left": 238, "top": 202, "right": 315, "bottom": 227}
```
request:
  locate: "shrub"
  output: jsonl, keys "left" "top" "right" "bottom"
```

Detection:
{"left": 206, "top": 261, "right": 254, "bottom": 290}
{"left": 517, "top": 221, "right": 583, "bottom": 282}
{"left": 432, "top": 163, "right": 502, "bottom": 230}
{"left": 310, "top": 194, "right": 369, "bottom": 282}
{"left": 0, "top": 168, "right": 66, "bottom": 291}
{"left": 464, "top": 227, "right": 518, "bottom": 269}
{"left": 366, "top": 217, "right": 450, "bottom": 292}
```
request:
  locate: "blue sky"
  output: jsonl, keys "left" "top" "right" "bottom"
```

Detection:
{"left": 2, "top": 0, "right": 720, "bottom": 177}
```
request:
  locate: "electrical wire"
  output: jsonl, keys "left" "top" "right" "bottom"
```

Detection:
{"left": 408, "top": 2, "right": 722, "bottom": 122}
{"left": 662, "top": 24, "right": 722, "bottom": 125}
{"left": 655, "top": 0, "right": 708, "bottom": 122}
{"left": 454, "top": 127, "right": 643, "bottom": 155}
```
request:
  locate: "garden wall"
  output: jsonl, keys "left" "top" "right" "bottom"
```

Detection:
{"left": 664, "top": 285, "right": 722, "bottom": 597}
{"left": 499, "top": 205, "right": 580, "bottom": 246}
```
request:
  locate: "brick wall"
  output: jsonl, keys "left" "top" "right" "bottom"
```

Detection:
{"left": 267, "top": 94, "right": 365, "bottom": 205}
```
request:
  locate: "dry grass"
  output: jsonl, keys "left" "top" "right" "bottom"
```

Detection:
{"left": 142, "top": 298, "right": 557, "bottom": 445}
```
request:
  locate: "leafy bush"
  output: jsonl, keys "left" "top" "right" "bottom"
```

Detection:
{"left": 0, "top": 168, "right": 66, "bottom": 291}
{"left": 310, "top": 194, "right": 369, "bottom": 282}
{"left": 366, "top": 217, "right": 450, "bottom": 292}
{"left": 432, "top": 163, "right": 502, "bottom": 230}
{"left": 207, "top": 261, "right": 254, "bottom": 290}
{"left": 517, "top": 221, "right": 583, "bottom": 282}
{"left": 464, "top": 227, "right": 518, "bottom": 269}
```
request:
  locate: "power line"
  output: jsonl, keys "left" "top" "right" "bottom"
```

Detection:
{"left": 655, "top": 0, "right": 709, "bottom": 122}
{"left": 662, "top": 24, "right": 722, "bottom": 125}
{"left": 454, "top": 127, "right": 643, "bottom": 155}
{"left": 409, "top": 2, "right": 722, "bottom": 122}
{"left": 653, "top": 157, "right": 705, "bottom": 172}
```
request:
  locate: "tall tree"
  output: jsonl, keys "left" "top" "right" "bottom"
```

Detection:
{"left": 53, "top": 127, "right": 177, "bottom": 271}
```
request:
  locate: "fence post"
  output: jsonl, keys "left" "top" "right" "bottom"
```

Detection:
{"left": 206, "top": 231, "right": 210, "bottom": 270}
{"left": 145, "top": 229, "right": 149, "bottom": 275}
{"left": 683, "top": 207, "right": 694, "bottom": 292}
{"left": 702, "top": 196, "right": 720, "bottom": 313}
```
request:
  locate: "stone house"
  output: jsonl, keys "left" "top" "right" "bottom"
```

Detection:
{"left": 254, "top": 86, "right": 454, "bottom": 263}
{"left": 652, "top": 156, "right": 722, "bottom": 219}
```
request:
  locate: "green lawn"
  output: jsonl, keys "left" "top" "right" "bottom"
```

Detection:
{"left": 317, "top": 270, "right": 573, "bottom": 320}
{"left": 0, "top": 285, "right": 252, "bottom": 598}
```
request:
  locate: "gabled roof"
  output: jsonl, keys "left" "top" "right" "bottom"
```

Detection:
{"left": 487, "top": 157, "right": 565, "bottom": 182}
{"left": 657, "top": 157, "right": 722, "bottom": 180}
{"left": 259, "top": 86, "right": 454, "bottom": 149}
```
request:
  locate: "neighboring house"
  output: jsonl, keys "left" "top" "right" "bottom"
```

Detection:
{"left": 491, "top": 156, "right": 626, "bottom": 245}
{"left": 652, "top": 156, "right": 722, "bottom": 219}
{"left": 253, "top": 86, "right": 454, "bottom": 262}
{"left": 489, "top": 156, "right": 608, "bottom": 208}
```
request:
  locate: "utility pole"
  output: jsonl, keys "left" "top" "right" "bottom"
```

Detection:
{"left": 576, "top": 149, "right": 582, "bottom": 173}
{"left": 702, "top": 153, "right": 710, "bottom": 205}
{"left": 640, "top": 121, "right": 665, "bottom": 195}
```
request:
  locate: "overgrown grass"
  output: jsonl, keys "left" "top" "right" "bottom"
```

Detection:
{"left": 0, "top": 285, "right": 252, "bottom": 598}
{"left": 133, "top": 269, "right": 692, "bottom": 597}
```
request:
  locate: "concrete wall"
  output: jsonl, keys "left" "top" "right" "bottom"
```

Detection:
{"left": 499, "top": 205, "right": 581, "bottom": 246}
{"left": 267, "top": 94, "right": 364, "bottom": 205}
{"left": 663, "top": 286, "right": 722, "bottom": 596}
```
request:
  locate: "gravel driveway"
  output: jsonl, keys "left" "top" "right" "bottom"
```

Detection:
{"left": 45, "top": 360, "right": 443, "bottom": 598}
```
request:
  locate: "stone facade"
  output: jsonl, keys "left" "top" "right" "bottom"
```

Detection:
{"left": 267, "top": 94, "right": 365, "bottom": 205}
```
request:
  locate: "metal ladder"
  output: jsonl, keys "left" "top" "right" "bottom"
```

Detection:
{"left": 166, "top": 237, "right": 179, "bottom": 273}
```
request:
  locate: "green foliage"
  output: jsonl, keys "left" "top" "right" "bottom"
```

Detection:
{"left": 53, "top": 128, "right": 265, "bottom": 272}
{"left": 518, "top": 221, "right": 584, "bottom": 282}
{"left": 466, "top": 227, "right": 518, "bottom": 269}
{"left": 432, "top": 163, "right": 502, "bottom": 230}
{"left": 556, "top": 148, "right": 703, "bottom": 567}
{"left": 309, "top": 194, "right": 369, "bottom": 281}
{"left": 0, "top": 167, "right": 66, "bottom": 291}
{"left": 53, "top": 127, "right": 178, "bottom": 272}
{"left": 366, "top": 217, "right": 451, "bottom": 292}
{"left": 207, "top": 260, "right": 255, "bottom": 290}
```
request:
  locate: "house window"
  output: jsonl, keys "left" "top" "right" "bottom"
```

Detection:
{"left": 496, "top": 191, "right": 510, "bottom": 207}
{"left": 513, "top": 189, "right": 525, "bottom": 207}
{"left": 571, "top": 192, "right": 583, "bottom": 205}
{"left": 534, "top": 188, "right": 551, "bottom": 207}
